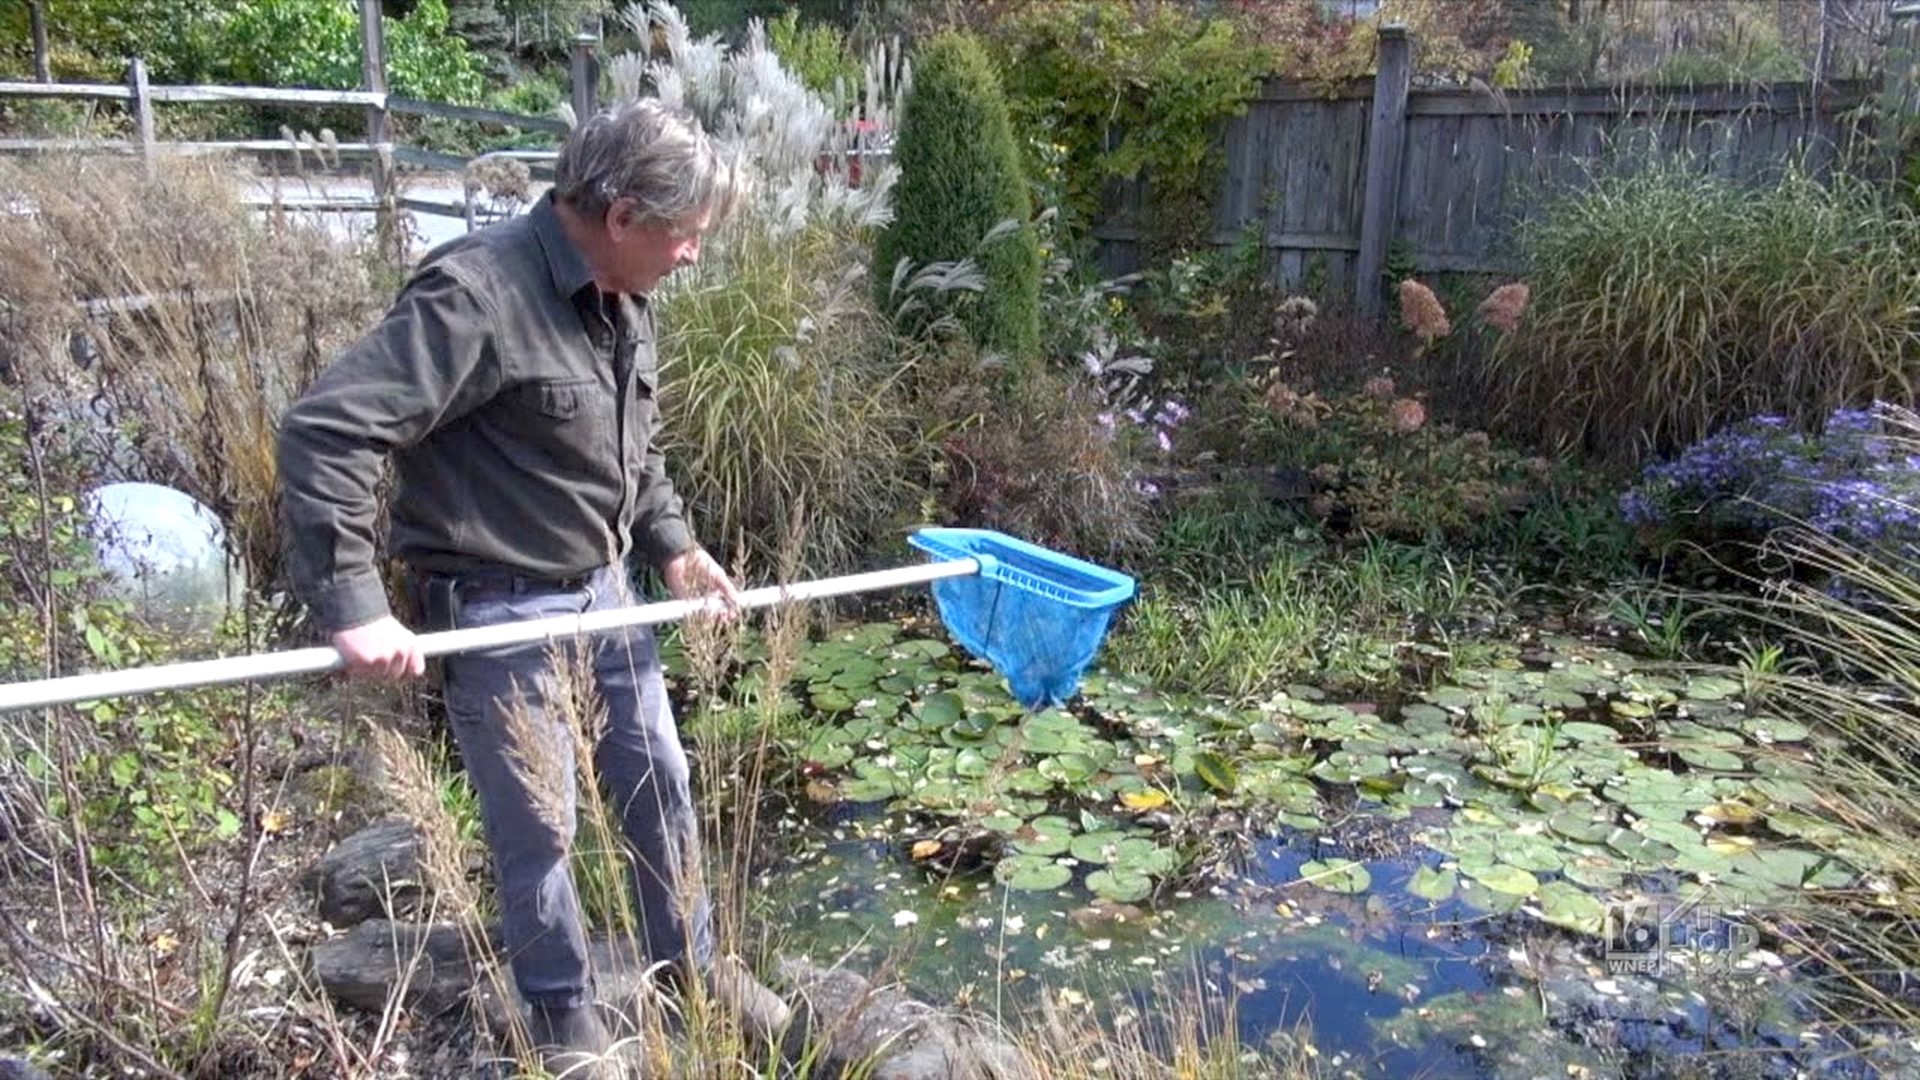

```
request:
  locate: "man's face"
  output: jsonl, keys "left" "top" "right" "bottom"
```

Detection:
{"left": 610, "top": 201, "right": 712, "bottom": 294}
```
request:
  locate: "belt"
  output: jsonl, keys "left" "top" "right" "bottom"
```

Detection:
{"left": 418, "top": 566, "right": 600, "bottom": 596}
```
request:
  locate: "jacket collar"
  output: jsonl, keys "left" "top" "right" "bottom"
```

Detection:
{"left": 531, "top": 192, "right": 597, "bottom": 300}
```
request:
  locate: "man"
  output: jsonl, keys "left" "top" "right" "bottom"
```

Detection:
{"left": 278, "top": 99, "right": 786, "bottom": 1077}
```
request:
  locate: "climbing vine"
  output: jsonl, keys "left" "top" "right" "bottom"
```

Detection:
{"left": 990, "top": 2, "right": 1273, "bottom": 261}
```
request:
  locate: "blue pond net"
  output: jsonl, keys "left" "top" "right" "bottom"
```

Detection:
{"left": 907, "top": 528, "right": 1136, "bottom": 708}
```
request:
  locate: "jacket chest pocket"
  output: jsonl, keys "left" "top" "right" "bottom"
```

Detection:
{"left": 501, "top": 377, "right": 613, "bottom": 449}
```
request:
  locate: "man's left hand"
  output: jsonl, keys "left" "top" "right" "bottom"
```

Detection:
{"left": 662, "top": 547, "right": 742, "bottom": 617}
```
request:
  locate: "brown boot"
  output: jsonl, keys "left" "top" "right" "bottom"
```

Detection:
{"left": 662, "top": 954, "right": 792, "bottom": 1050}
{"left": 527, "top": 1001, "right": 626, "bottom": 1080}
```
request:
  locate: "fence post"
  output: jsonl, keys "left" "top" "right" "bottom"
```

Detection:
{"left": 358, "top": 0, "right": 401, "bottom": 264}
{"left": 29, "top": 1, "right": 50, "bottom": 83}
{"left": 1354, "top": 25, "right": 1412, "bottom": 316}
{"left": 127, "top": 57, "right": 155, "bottom": 176}
{"left": 1886, "top": 2, "right": 1920, "bottom": 184}
{"left": 571, "top": 15, "right": 601, "bottom": 126}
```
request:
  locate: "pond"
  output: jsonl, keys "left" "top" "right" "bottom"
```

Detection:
{"left": 674, "top": 620, "right": 1915, "bottom": 1079}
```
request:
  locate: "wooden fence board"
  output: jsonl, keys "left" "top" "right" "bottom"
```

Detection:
{"left": 1099, "top": 77, "right": 1879, "bottom": 294}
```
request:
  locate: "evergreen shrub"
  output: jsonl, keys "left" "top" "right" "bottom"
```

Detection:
{"left": 873, "top": 31, "right": 1040, "bottom": 372}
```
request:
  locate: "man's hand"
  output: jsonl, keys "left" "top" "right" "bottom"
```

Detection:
{"left": 662, "top": 547, "right": 742, "bottom": 616}
{"left": 332, "top": 616, "right": 426, "bottom": 681}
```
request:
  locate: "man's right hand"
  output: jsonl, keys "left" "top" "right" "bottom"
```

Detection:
{"left": 332, "top": 616, "right": 426, "bottom": 681}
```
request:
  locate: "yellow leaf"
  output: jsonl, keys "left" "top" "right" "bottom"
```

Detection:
{"left": 259, "top": 809, "right": 292, "bottom": 836}
{"left": 910, "top": 839, "right": 943, "bottom": 860}
{"left": 1698, "top": 802, "right": 1759, "bottom": 825}
{"left": 151, "top": 931, "right": 179, "bottom": 958}
{"left": 1120, "top": 790, "right": 1169, "bottom": 811}
{"left": 1707, "top": 835, "right": 1756, "bottom": 856}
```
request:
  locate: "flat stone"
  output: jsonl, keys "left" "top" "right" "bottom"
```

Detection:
{"left": 309, "top": 919, "right": 497, "bottom": 1019}
{"left": 776, "top": 957, "right": 1035, "bottom": 1080}
{"left": 0, "top": 1056, "right": 53, "bottom": 1080}
{"left": 302, "top": 816, "right": 427, "bottom": 928}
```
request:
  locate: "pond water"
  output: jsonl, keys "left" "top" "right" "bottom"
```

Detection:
{"left": 679, "top": 621, "right": 1917, "bottom": 1078}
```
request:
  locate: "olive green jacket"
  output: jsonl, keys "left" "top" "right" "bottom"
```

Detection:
{"left": 278, "top": 195, "right": 694, "bottom": 632}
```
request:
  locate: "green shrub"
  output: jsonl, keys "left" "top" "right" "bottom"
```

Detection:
{"left": 992, "top": 2, "right": 1272, "bottom": 257}
{"left": 218, "top": 0, "right": 484, "bottom": 103}
{"left": 0, "top": 396, "right": 252, "bottom": 891}
{"left": 873, "top": 31, "right": 1040, "bottom": 373}
{"left": 1495, "top": 161, "right": 1920, "bottom": 461}
{"left": 766, "top": 9, "right": 861, "bottom": 101}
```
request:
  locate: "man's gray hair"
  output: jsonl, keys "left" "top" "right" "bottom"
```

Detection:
{"left": 553, "top": 98, "right": 743, "bottom": 226}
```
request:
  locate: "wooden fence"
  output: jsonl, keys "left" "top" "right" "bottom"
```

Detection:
{"left": 0, "top": 0, "right": 594, "bottom": 261}
{"left": 1095, "top": 26, "right": 1893, "bottom": 313}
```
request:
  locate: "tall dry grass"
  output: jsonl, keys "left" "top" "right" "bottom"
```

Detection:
{"left": 1494, "top": 159, "right": 1920, "bottom": 461}
{"left": 0, "top": 154, "right": 387, "bottom": 594}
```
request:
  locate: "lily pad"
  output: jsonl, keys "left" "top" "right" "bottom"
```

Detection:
{"left": 1501, "top": 834, "right": 1567, "bottom": 873}
{"left": 1408, "top": 865, "right": 1457, "bottom": 902}
{"left": 1013, "top": 816, "right": 1076, "bottom": 856}
{"left": 1742, "top": 716, "right": 1810, "bottom": 743}
{"left": 1194, "top": 752, "right": 1238, "bottom": 794}
{"left": 1677, "top": 745, "right": 1745, "bottom": 772}
{"left": 1559, "top": 721, "right": 1620, "bottom": 744}
{"left": 994, "top": 854, "right": 1072, "bottom": 891}
{"left": 1299, "top": 858, "right": 1372, "bottom": 894}
{"left": 1460, "top": 861, "right": 1539, "bottom": 897}
{"left": 1086, "top": 867, "right": 1153, "bottom": 903}
{"left": 1735, "top": 848, "right": 1853, "bottom": 890}
{"left": 1560, "top": 850, "right": 1629, "bottom": 890}
{"left": 1038, "top": 753, "right": 1102, "bottom": 785}
{"left": 839, "top": 774, "right": 900, "bottom": 803}
{"left": 1548, "top": 806, "right": 1619, "bottom": 844}
{"left": 1456, "top": 876, "right": 1528, "bottom": 913}
{"left": 1685, "top": 676, "right": 1743, "bottom": 702}
{"left": 1533, "top": 881, "right": 1606, "bottom": 935}
{"left": 1068, "top": 831, "right": 1131, "bottom": 865}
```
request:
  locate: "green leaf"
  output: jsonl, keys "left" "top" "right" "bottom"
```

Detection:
{"left": 1677, "top": 745, "right": 1744, "bottom": 772}
{"left": 1460, "top": 861, "right": 1539, "bottom": 896}
{"left": 1558, "top": 721, "right": 1619, "bottom": 744}
{"left": 1087, "top": 867, "right": 1153, "bottom": 902}
{"left": 995, "top": 854, "right": 1072, "bottom": 891}
{"left": 1193, "top": 752, "right": 1238, "bottom": 794}
{"left": 1013, "top": 816, "right": 1075, "bottom": 856}
{"left": 1299, "top": 858, "right": 1371, "bottom": 894}
{"left": 1533, "top": 881, "right": 1605, "bottom": 935}
{"left": 1408, "top": 865, "right": 1457, "bottom": 902}
{"left": 1068, "top": 831, "right": 1129, "bottom": 864}
{"left": 920, "top": 691, "right": 964, "bottom": 728}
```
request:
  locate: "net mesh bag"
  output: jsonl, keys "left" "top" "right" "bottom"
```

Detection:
{"left": 907, "top": 529, "right": 1136, "bottom": 708}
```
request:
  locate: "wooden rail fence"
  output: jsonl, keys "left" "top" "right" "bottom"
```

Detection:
{"left": 1097, "top": 22, "right": 1914, "bottom": 313}
{"left": 0, "top": 0, "right": 596, "bottom": 259}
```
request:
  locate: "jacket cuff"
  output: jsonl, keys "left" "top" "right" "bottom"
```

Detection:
{"left": 314, "top": 576, "right": 392, "bottom": 634}
{"left": 638, "top": 518, "right": 697, "bottom": 570}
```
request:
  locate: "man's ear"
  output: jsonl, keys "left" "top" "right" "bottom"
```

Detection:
{"left": 607, "top": 198, "right": 636, "bottom": 236}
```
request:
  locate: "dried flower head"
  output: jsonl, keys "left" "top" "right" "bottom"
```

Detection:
{"left": 466, "top": 155, "right": 532, "bottom": 202}
{"left": 1264, "top": 380, "right": 1301, "bottom": 416}
{"left": 1398, "top": 280, "right": 1451, "bottom": 342}
{"left": 1389, "top": 397, "right": 1427, "bottom": 434}
{"left": 1272, "top": 295, "right": 1319, "bottom": 342}
{"left": 1477, "top": 282, "right": 1530, "bottom": 335}
{"left": 1363, "top": 375, "right": 1396, "bottom": 400}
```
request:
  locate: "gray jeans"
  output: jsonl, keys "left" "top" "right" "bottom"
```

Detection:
{"left": 431, "top": 563, "right": 713, "bottom": 1009}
